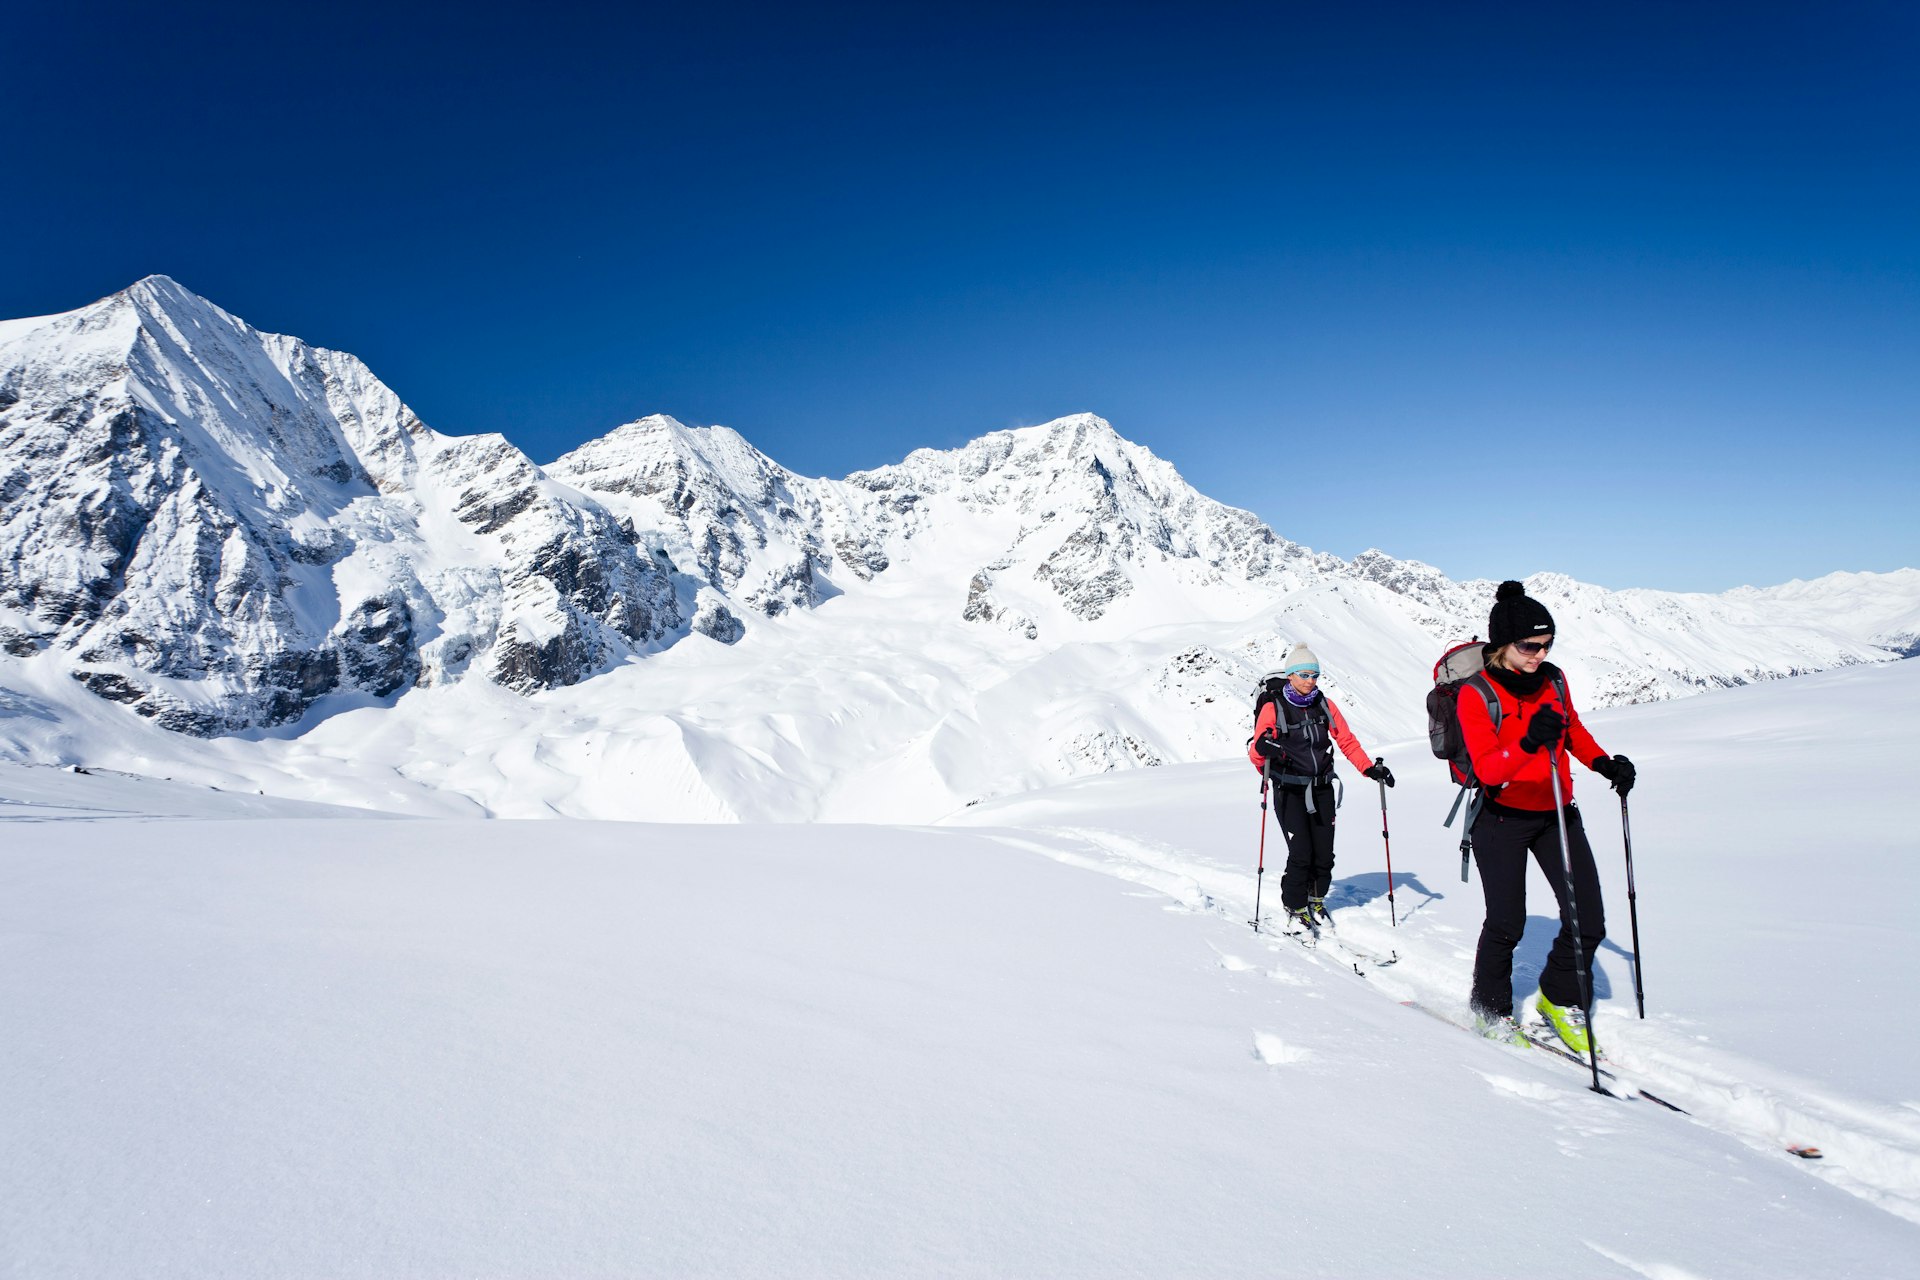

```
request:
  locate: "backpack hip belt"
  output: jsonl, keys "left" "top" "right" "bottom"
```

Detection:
{"left": 1273, "top": 771, "right": 1343, "bottom": 814}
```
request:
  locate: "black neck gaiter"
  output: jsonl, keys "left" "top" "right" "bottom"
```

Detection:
{"left": 1485, "top": 662, "right": 1548, "bottom": 699}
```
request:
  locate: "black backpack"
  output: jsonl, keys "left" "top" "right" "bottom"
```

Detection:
{"left": 1427, "top": 641, "right": 1496, "bottom": 788}
{"left": 1427, "top": 640, "right": 1567, "bottom": 880}
{"left": 1249, "top": 674, "right": 1341, "bottom": 811}
{"left": 1251, "top": 672, "right": 1287, "bottom": 729}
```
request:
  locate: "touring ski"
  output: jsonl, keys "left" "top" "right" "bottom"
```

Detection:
{"left": 1259, "top": 914, "right": 1395, "bottom": 977}
{"left": 1399, "top": 999, "right": 1688, "bottom": 1113}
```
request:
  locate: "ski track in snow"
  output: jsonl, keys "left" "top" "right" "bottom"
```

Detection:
{"left": 1476, "top": 1072, "right": 1566, "bottom": 1103}
{"left": 975, "top": 819, "right": 1920, "bottom": 1227}
{"left": 1585, "top": 1242, "right": 1711, "bottom": 1280}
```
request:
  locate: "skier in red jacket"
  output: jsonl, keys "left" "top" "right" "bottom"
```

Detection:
{"left": 1459, "top": 581, "right": 1636, "bottom": 1051}
{"left": 1248, "top": 642, "right": 1392, "bottom": 929}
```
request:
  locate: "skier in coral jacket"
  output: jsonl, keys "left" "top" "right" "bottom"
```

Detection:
{"left": 1247, "top": 641, "right": 1392, "bottom": 929}
{"left": 1459, "top": 580, "right": 1637, "bottom": 1052}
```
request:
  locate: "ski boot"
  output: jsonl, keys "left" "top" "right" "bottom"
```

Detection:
{"left": 1308, "top": 896, "right": 1332, "bottom": 924}
{"left": 1473, "top": 1010, "right": 1527, "bottom": 1047}
{"left": 1534, "top": 993, "right": 1592, "bottom": 1055}
{"left": 1285, "top": 905, "right": 1318, "bottom": 934}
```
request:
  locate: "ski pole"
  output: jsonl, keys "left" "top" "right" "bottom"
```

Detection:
{"left": 1621, "top": 792, "right": 1645, "bottom": 1019}
{"left": 1375, "top": 757, "right": 1397, "bottom": 927}
{"left": 1250, "top": 762, "right": 1272, "bottom": 932}
{"left": 1548, "top": 745, "right": 1608, "bottom": 1096}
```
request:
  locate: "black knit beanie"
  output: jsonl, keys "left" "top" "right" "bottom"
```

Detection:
{"left": 1486, "top": 580, "right": 1555, "bottom": 647}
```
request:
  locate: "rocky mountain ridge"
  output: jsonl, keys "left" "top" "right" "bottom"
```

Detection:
{"left": 0, "top": 277, "right": 680, "bottom": 732}
{"left": 2, "top": 277, "right": 1913, "bottom": 745}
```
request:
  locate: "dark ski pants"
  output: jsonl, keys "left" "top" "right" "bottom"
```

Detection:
{"left": 1469, "top": 801, "right": 1606, "bottom": 1018}
{"left": 1274, "top": 783, "right": 1337, "bottom": 910}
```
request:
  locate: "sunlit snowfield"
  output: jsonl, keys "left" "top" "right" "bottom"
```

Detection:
{"left": 3, "top": 661, "right": 1917, "bottom": 1277}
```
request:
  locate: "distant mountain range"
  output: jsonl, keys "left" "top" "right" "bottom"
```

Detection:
{"left": 1, "top": 278, "right": 1914, "bottom": 818}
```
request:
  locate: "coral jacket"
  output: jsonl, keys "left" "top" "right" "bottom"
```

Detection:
{"left": 1458, "top": 664, "right": 1607, "bottom": 811}
{"left": 1246, "top": 694, "right": 1375, "bottom": 776}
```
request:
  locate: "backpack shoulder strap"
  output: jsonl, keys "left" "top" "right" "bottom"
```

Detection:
{"left": 1464, "top": 671, "right": 1503, "bottom": 731}
{"left": 1251, "top": 693, "right": 1278, "bottom": 738}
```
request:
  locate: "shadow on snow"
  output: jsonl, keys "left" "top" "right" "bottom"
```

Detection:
{"left": 1331, "top": 871, "right": 1445, "bottom": 919}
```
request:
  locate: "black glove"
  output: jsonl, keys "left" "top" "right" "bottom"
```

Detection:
{"left": 1255, "top": 735, "right": 1288, "bottom": 768}
{"left": 1519, "top": 706, "right": 1566, "bottom": 754}
{"left": 1363, "top": 761, "right": 1395, "bottom": 787}
{"left": 1590, "top": 753, "right": 1636, "bottom": 795}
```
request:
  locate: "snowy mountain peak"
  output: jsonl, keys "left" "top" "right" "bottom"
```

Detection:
{"left": 839, "top": 411, "right": 1335, "bottom": 625}
{"left": 2, "top": 278, "right": 1915, "bottom": 810}
{"left": 1, "top": 277, "right": 679, "bottom": 732}
{"left": 124, "top": 273, "right": 225, "bottom": 319}
{"left": 990, "top": 411, "right": 1128, "bottom": 463}
{"left": 0, "top": 276, "right": 240, "bottom": 367}
{"left": 551, "top": 413, "right": 798, "bottom": 507}
{"left": 880, "top": 412, "right": 1139, "bottom": 492}
{"left": 551, "top": 414, "right": 864, "bottom": 631}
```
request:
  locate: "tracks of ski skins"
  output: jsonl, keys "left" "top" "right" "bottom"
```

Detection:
{"left": 975, "top": 823, "right": 1920, "bottom": 1227}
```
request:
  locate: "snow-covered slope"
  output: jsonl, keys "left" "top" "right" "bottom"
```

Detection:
{"left": 1730, "top": 570, "right": 1920, "bottom": 656}
{"left": 2, "top": 278, "right": 1914, "bottom": 820}
{"left": 953, "top": 658, "right": 1920, "bottom": 1199}
{"left": 4, "top": 655, "right": 1916, "bottom": 1276}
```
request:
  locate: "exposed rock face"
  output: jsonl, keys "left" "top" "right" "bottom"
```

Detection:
{"left": 549, "top": 416, "right": 891, "bottom": 625}
{"left": 1346, "top": 550, "right": 1475, "bottom": 620}
{"left": 689, "top": 590, "right": 746, "bottom": 644}
{"left": 336, "top": 592, "right": 419, "bottom": 697}
{"left": 961, "top": 570, "right": 1039, "bottom": 639}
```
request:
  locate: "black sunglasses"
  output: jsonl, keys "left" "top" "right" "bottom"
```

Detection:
{"left": 1514, "top": 639, "right": 1554, "bottom": 655}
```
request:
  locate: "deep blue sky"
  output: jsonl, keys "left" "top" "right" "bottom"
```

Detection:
{"left": 6, "top": 2, "right": 1915, "bottom": 591}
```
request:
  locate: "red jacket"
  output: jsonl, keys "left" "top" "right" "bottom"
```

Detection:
{"left": 1458, "top": 664, "right": 1607, "bottom": 811}
{"left": 1246, "top": 694, "right": 1375, "bottom": 776}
